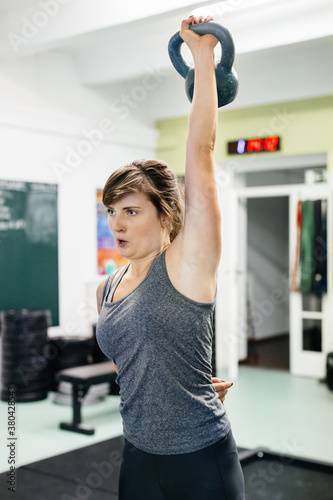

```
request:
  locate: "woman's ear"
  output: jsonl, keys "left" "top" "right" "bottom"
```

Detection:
{"left": 160, "top": 214, "right": 171, "bottom": 228}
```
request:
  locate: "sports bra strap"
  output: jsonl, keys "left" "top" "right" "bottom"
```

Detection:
{"left": 105, "top": 263, "right": 130, "bottom": 303}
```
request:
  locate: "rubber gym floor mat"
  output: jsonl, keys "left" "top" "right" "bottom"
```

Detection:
{"left": 239, "top": 448, "right": 333, "bottom": 500}
{"left": 22, "top": 434, "right": 123, "bottom": 490}
{"left": 0, "top": 435, "right": 123, "bottom": 500}
{"left": 0, "top": 467, "right": 117, "bottom": 500}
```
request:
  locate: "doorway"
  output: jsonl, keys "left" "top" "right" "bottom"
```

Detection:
{"left": 240, "top": 196, "right": 290, "bottom": 371}
{"left": 215, "top": 153, "right": 332, "bottom": 380}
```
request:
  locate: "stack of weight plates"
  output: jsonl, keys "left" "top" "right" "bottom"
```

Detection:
{"left": 0, "top": 309, "right": 52, "bottom": 402}
{"left": 48, "top": 336, "right": 92, "bottom": 391}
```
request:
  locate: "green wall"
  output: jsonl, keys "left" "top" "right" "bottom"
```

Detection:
{"left": 156, "top": 95, "right": 333, "bottom": 175}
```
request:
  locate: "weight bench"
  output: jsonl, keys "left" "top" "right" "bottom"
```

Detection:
{"left": 56, "top": 362, "right": 118, "bottom": 435}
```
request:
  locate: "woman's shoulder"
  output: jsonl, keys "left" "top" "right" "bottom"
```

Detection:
{"left": 96, "top": 268, "right": 122, "bottom": 311}
{"left": 97, "top": 276, "right": 109, "bottom": 296}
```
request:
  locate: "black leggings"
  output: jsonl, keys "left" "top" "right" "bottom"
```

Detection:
{"left": 118, "top": 430, "right": 245, "bottom": 500}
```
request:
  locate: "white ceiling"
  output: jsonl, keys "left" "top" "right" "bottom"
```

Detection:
{"left": 0, "top": 0, "right": 332, "bottom": 116}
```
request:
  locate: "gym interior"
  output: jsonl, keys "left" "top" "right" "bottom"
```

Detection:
{"left": 0, "top": 1, "right": 333, "bottom": 499}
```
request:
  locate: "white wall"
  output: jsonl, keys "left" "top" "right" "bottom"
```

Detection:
{"left": 0, "top": 50, "right": 158, "bottom": 336}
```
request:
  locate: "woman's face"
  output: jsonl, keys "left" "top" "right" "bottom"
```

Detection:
{"left": 106, "top": 191, "right": 169, "bottom": 261}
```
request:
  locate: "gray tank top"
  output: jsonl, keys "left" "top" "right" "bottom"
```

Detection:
{"left": 96, "top": 249, "right": 230, "bottom": 454}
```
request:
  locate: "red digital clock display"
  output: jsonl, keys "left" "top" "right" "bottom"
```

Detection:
{"left": 228, "top": 136, "right": 280, "bottom": 154}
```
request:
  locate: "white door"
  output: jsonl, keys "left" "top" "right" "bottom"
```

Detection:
{"left": 289, "top": 184, "right": 333, "bottom": 378}
{"left": 219, "top": 182, "right": 332, "bottom": 380}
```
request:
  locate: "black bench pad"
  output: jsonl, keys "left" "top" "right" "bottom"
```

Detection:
{"left": 56, "top": 361, "right": 117, "bottom": 384}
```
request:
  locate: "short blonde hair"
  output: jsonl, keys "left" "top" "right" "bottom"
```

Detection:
{"left": 102, "top": 159, "right": 184, "bottom": 242}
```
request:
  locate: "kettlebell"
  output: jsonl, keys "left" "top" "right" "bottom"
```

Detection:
{"left": 168, "top": 21, "right": 239, "bottom": 107}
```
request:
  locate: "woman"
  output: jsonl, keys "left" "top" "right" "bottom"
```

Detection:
{"left": 96, "top": 15, "right": 245, "bottom": 500}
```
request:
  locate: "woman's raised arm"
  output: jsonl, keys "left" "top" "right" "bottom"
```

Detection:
{"left": 175, "top": 16, "right": 221, "bottom": 277}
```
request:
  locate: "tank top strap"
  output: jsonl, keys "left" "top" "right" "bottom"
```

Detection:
{"left": 105, "top": 263, "right": 130, "bottom": 303}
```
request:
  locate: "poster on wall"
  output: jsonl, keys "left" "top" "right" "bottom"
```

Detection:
{"left": 97, "top": 190, "right": 128, "bottom": 275}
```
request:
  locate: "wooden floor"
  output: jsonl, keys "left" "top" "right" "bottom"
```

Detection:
{"left": 239, "top": 334, "right": 290, "bottom": 371}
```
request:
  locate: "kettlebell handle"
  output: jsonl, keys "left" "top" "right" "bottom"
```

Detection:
{"left": 168, "top": 21, "right": 236, "bottom": 79}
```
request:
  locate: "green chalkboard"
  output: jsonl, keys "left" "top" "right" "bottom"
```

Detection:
{"left": 0, "top": 180, "right": 59, "bottom": 325}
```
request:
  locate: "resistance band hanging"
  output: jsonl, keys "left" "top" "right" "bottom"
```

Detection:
{"left": 294, "top": 199, "right": 328, "bottom": 295}
{"left": 291, "top": 200, "right": 303, "bottom": 292}
{"left": 313, "top": 200, "right": 327, "bottom": 295}
{"left": 299, "top": 200, "right": 315, "bottom": 294}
